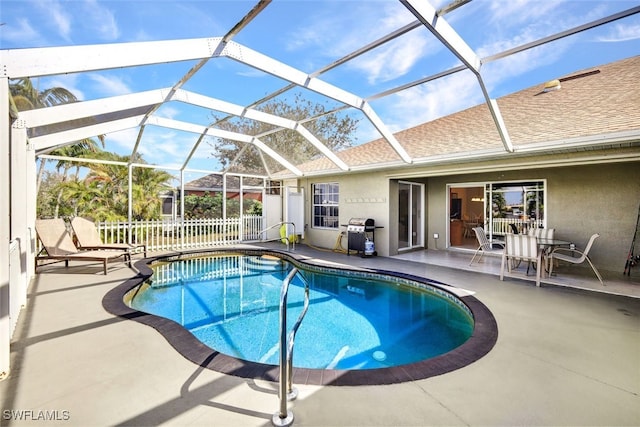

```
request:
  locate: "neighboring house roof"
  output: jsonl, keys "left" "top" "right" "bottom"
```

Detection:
{"left": 286, "top": 55, "right": 640, "bottom": 177}
{"left": 184, "top": 174, "right": 264, "bottom": 192}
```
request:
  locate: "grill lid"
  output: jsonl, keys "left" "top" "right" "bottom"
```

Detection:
{"left": 347, "top": 218, "right": 374, "bottom": 233}
{"left": 348, "top": 218, "right": 375, "bottom": 226}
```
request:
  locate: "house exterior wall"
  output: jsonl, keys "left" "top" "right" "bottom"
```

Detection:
{"left": 427, "top": 161, "right": 640, "bottom": 274}
{"left": 294, "top": 157, "right": 639, "bottom": 275}
{"left": 297, "top": 172, "right": 391, "bottom": 254}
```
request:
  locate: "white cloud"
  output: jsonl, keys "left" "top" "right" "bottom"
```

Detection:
{"left": 597, "top": 22, "right": 640, "bottom": 42}
{"left": 105, "top": 128, "right": 139, "bottom": 152}
{"left": 0, "top": 18, "right": 39, "bottom": 44}
{"left": 35, "top": 0, "right": 72, "bottom": 41}
{"left": 45, "top": 74, "right": 85, "bottom": 100}
{"left": 81, "top": 0, "right": 120, "bottom": 41}
{"left": 156, "top": 105, "right": 180, "bottom": 121}
{"left": 380, "top": 70, "right": 482, "bottom": 132}
{"left": 349, "top": 34, "right": 430, "bottom": 84}
{"left": 87, "top": 73, "right": 131, "bottom": 97}
{"left": 285, "top": 2, "right": 422, "bottom": 83}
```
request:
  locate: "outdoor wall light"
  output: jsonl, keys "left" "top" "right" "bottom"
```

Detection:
{"left": 433, "top": 233, "right": 439, "bottom": 239}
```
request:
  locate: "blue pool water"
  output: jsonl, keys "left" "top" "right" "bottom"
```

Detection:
{"left": 126, "top": 253, "right": 474, "bottom": 370}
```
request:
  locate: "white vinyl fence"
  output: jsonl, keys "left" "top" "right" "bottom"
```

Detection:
{"left": 96, "top": 216, "right": 264, "bottom": 252}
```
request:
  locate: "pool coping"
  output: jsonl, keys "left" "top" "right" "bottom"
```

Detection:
{"left": 102, "top": 248, "right": 498, "bottom": 386}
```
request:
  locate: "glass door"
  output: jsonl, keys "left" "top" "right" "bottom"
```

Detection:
{"left": 398, "top": 181, "right": 424, "bottom": 250}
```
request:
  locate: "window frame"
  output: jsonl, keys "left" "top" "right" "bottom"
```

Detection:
{"left": 312, "top": 182, "right": 340, "bottom": 229}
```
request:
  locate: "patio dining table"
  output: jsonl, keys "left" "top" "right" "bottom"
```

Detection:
{"left": 537, "top": 238, "right": 572, "bottom": 274}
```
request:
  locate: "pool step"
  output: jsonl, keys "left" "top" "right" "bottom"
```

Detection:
{"left": 244, "top": 255, "right": 285, "bottom": 272}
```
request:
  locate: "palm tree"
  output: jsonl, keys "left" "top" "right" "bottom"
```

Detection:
{"left": 9, "top": 78, "right": 107, "bottom": 196}
{"left": 60, "top": 152, "right": 175, "bottom": 221}
{"left": 9, "top": 77, "right": 78, "bottom": 112}
{"left": 51, "top": 138, "right": 105, "bottom": 218}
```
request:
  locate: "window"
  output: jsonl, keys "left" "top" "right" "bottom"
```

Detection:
{"left": 312, "top": 183, "right": 339, "bottom": 228}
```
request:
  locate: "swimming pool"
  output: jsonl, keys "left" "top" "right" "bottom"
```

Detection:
{"left": 104, "top": 249, "right": 498, "bottom": 385}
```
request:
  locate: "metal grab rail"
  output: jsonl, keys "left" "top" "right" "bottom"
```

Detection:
{"left": 259, "top": 221, "right": 297, "bottom": 251}
{"left": 272, "top": 267, "right": 310, "bottom": 427}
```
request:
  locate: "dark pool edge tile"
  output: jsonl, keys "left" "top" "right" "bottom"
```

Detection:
{"left": 102, "top": 248, "right": 499, "bottom": 386}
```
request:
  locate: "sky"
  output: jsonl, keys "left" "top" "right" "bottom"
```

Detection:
{"left": 1, "top": 0, "right": 639, "bottom": 182}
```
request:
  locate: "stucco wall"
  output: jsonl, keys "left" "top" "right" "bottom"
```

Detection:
{"left": 426, "top": 162, "right": 640, "bottom": 273}
{"left": 292, "top": 160, "right": 639, "bottom": 273}
{"left": 298, "top": 173, "right": 391, "bottom": 255}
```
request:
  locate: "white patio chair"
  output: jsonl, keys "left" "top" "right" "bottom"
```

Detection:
{"left": 469, "top": 227, "right": 504, "bottom": 265}
{"left": 549, "top": 233, "right": 604, "bottom": 285}
{"left": 500, "top": 233, "right": 543, "bottom": 287}
{"left": 528, "top": 227, "right": 555, "bottom": 272}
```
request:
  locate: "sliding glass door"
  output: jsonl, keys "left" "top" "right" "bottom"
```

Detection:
{"left": 398, "top": 181, "right": 424, "bottom": 250}
{"left": 448, "top": 180, "right": 546, "bottom": 247}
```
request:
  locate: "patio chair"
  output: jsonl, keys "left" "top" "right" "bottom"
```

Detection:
{"left": 549, "top": 233, "right": 603, "bottom": 285}
{"left": 469, "top": 227, "right": 505, "bottom": 265}
{"left": 71, "top": 216, "right": 147, "bottom": 257}
{"left": 35, "top": 218, "right": 130, "bottom": 275}
{"left": 528, "top": 227, "right": 555, "bottom": 272}
{"left": 500, "top": 233, "right": 543, "bottom": 287}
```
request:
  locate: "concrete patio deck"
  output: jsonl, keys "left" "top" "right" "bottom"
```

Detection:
{"left": 1, "top": 244, "right": 639, "bottom": 426}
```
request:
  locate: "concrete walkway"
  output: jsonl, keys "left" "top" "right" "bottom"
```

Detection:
{"left": 1, "top": 245, "right": 639, "bottom": 426}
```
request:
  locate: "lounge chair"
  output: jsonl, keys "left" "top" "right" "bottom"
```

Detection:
{"left": 71, "top": 217, "right": 147, "bottom": 257}
{"left": 35, "top": 218, "right": 130, "bottom": 275}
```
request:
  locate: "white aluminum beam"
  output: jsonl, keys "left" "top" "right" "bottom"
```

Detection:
{"left": 1, "top": 38, "right": 225, "bottom": 78}
{"left": 251, "top": 138, "right": 303, "bottom": 176}
{"left": 174, "top": 90, "right": 294, "bottom": 128}
{"left": 31, "top": 115, "right": 146, "bottom": 151}
{"left": 400, "top": 0, "right": 480, "bottom": 72}
{"left": 401, "top": 0, "right": 513, "bottom": 152}
{"left": 221, "top": 41, "right": 412, "bottom": 163}
{"left": 295, "top": 125, "right": 349, "bottom": 170}
{"left": 19, "top": 89, "right": 168, "bottom": 127}
{"left": 172, "top": 89, "right": 350, "bottom": 170}
{"left": 361, "top": 102, "right": 413, "bottom": 163}
{"left": 147, "top": 116, "right": 302, "bottom": 176}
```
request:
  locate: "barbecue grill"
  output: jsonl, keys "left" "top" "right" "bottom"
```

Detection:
{"left": 347, "top": 218, "right": 376, "bottom": 256}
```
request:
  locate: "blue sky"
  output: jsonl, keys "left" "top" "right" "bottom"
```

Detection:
{"left": 1, "top": 0, "right": 639, "bottom": 180}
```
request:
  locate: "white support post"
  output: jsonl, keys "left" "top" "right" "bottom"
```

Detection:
{"left": 10, "top": 123, "right": 30, "bottom": 328}
{"left": 180, "top": 170, "right": 185, "bottom": 221}
{"left": 1, "top": 78, "right": 11, "bottom": 379}
{"left": 128, "top": 164, "right": 133, "bottom": 244}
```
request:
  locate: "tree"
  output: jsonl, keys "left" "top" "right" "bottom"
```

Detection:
{"left": 51, "top": 138, "right": 105, "bottom": 218}
{"left": 210, "top": 92, "right": 359, "bottom": 173}
{"left": 8, "top": 78, "right": 106, "bottom": 194}
{"left": 56, "top": 151, "right": 174, "bottom": 221}
{"left": 9, "top": 77, "right": 78, "bottom": 111}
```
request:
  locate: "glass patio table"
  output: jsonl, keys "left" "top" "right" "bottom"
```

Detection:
{"left": 538, "top": 238, "right": 573, "bottom": 274}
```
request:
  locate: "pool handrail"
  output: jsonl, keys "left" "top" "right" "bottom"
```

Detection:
{"left": 258, "top": 222, "right": 296, "bottom": 251}
{"left": 273, "top": 267, "right": 310, "bottom": 426}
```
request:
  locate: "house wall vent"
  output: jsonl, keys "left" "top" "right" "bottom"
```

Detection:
{"left": 543, "top": 79, "right": 561, "bottom": 92}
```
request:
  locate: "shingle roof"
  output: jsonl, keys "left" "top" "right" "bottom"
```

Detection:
{"left": 293, "top": 55, "right": 640, "bottom": 175}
